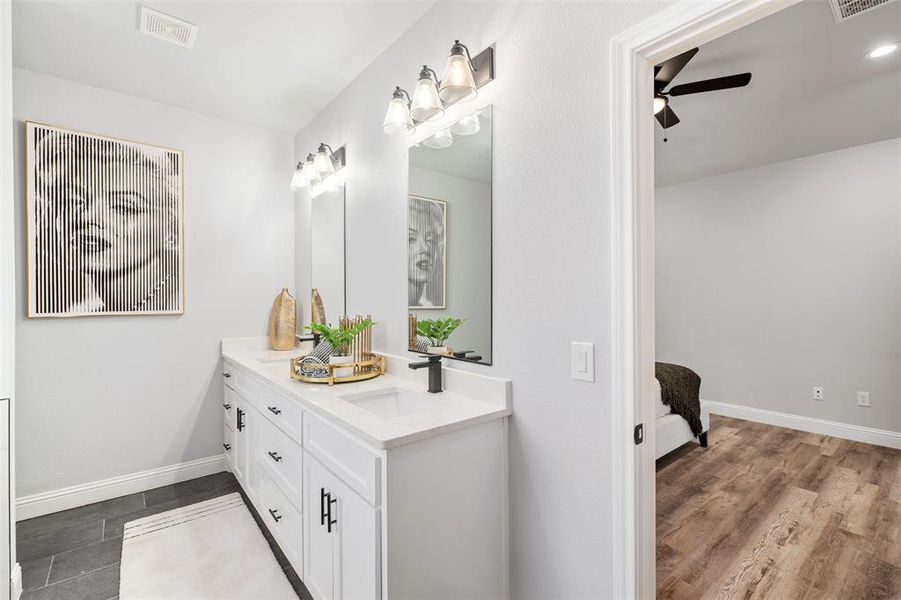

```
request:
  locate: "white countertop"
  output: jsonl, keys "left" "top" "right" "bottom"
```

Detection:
{"left": 221, "top": 337, "right": 511, "bottom": 450}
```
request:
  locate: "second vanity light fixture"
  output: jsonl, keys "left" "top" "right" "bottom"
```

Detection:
{"left": 290, "top": 142, "right": 346, "bottom": 198}
{"left": 382, "top": 40, "right": 495, "bottom": 139}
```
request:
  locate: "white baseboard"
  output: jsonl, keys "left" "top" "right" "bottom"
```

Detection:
{"left": 10, "top": 562, "right": 21, "bottom": 600}
{"left": 704, "top": 400, "right": 901, "bottom": 450}
{"left": 16, "top": 455, "right": 227, "bottom": 521}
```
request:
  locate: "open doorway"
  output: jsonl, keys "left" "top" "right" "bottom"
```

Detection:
{"left": 612, "top": 0, "right": 900, "bottom": 597}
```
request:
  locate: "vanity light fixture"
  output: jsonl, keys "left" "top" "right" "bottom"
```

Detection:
{"left": 410, "top": 66, "right": 445, "bottom": 122}
{"left": 449, "top": 112, "right": 481, "bottom": 136}
{"left": 383, "top": 87, "right": 415, "bottom": 137}
{"left": 291, "top": 145, "right": 346, "bottom": 195}
{"left": 381, "top": 40, "right": 494, "bottom": 139}
{"left": 439, "top": 40, "right": 478, "bottom": 104}
{"left": 422, "top": 129, "right": 454, "bottom": 149}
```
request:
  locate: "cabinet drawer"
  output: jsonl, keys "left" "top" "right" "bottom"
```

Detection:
{"left": 258, "top": 468, "right": 303, "bottom": 574}
{"left": 258, "top": 416, "right": 304, "bottom": 512}
{"left": 255, "top": 384, "right": 302, "bottom": 442}
{"left": 223, "top": 387, "right": 238, "bottom": 431}
{"left": 303, "top": 412, "right": 381, "bottom": 506}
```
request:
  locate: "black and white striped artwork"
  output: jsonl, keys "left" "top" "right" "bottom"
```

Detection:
{"left": 26, "top": 122, "right": 184, "bottom": 317}
{"left": 408, "top": 195, "right": 446, "bottom": 309}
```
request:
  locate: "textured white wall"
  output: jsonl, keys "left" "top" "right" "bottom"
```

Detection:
{"left": 409, "top": 165, "right": 491, "bottom": 360}
{"left": 293, "top": 1, "right": 672, "bottom": 596}
{"left": 13, "top": 69, "right": 295, "bottom": 497}
{"left": 657, "top": 138, "right": 901, "bottom": 433}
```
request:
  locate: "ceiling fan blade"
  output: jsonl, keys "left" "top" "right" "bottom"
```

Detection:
{"left": 654, "top": 48, "right": 699, "bottom": 87}
{"left": 668, "top": 73, "right": 752, "bottom": 96}
{"left": 655, "top": 105, "right": 680, "bottom": 129}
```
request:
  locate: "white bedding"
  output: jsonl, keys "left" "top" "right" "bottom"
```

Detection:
{"left": 654, "top": 378, "right": 709, "bottom": 460}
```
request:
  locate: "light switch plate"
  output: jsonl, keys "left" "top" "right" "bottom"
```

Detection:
{"left": 571, "top": 342, "right": 595, "bottom": 382}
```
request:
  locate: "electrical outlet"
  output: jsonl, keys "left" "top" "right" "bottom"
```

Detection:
{"left": 813, "top": 387, "right": 824, "bottom": 401}
{"left": 857, "top": 392, "right": 871, "bottom": 407}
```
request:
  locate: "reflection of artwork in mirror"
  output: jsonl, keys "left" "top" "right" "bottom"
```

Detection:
{"left": 408, "top": 195, "right": 446, "bottom": 309}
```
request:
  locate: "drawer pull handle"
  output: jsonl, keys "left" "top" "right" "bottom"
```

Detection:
{"left": 268, "top": 508, "right": 282, "bottom": 523}
{"left": 268, "top": 451, "right": 283, "bottom": 463}
{"left": 327, "top": 494, "right": 338, "bottom": 533}
{"left": 236, "top": 408, "right": 245, "bottom": 431}
{"left": 223, "top": 372, "right": 231, "bottom": 378}
{"left": 223, "top": 404, "right": 231, "bottom": 410}
{"left": 222, "top": 443, "right": 231, "bottom": 451}
{"left": 267, "top": 406, "right": 282, "bottom": 415}
{"left": 320, "top": 488, "right": 327, "bottom": 525}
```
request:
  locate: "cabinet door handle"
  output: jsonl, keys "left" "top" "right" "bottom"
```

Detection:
{"left": 222, "top": 443, "right": 231, "bottom": 451}
{"left": 223, "top": 404, "right": 231, "bottom": 410}
{"left": 267, "top": 451, "right": 283, "bottom": 463}
{"left": 320, "top": 488, "right": 327, "bottom": 526}
{"left": 223, "top": 372, "right": 231, "bottom": 378}
{"left": 267, "top": 406, "right": 282, "bottom": 416}
{"left": 236, "top": 408, "right": 245, "bottom": 431}
{"left": 327, "top": 494, "right": 338, "bottom": 533}
{"left": 268, "top": 508, "right": 282, "bottom": 523}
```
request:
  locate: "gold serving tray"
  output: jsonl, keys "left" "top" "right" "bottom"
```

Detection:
{"left": 290, "top": 353, "right": 385, "bottom": 386}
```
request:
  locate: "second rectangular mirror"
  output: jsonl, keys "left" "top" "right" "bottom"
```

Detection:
{"left": 407, "top": 106, "right": 492, "bottom": 365}
{"left": 310, "top": 186, "right": 346, "bottom": 324}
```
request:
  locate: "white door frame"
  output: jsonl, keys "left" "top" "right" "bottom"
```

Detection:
{"left": 609, "top": 1, "right": 800, "bottom": 597}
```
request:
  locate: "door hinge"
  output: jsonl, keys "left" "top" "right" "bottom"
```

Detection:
{"left": 634, "top": 423, "right": 644, "bottom": 445}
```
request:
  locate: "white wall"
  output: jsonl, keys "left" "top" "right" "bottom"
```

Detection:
{"left": 13, "top": 69, "right": 295, "bottom": 498}
{"left": 409, "top": 165, "right": 491, "bottom": 360}
{"left": 656, "top": 138, "right": 901, "bottom": 433}
{"left": 310, "top": 187, "right": 346, "bottom": 323}
{"left": 292, "top": 1, "right": 671, "bottom": 596}
{"left": 1, "top": 0, "right": 17, "bottom": 583}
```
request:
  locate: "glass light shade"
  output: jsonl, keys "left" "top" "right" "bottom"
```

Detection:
{"left": 439, "top": 53, "right": 477, "bottom": 104}
{"left": 410, "top": 75, "right": 445, "bottom": 122}
{"left": 383, "top": 97, "right": 415, "bottom": 137}
{"left": 422, "top": 129, "right": 453, "bottom": 149}
{"left": 301, "top": 158, "right": 320, "bottom": 187}
{"left": 653, "top": 96, "right": 667, "bottom": 114}
{"left": 289, "top": 165, "right": 306, "bottom": 191}
{"left": 315, "top": 149, "right": 336, "bottom": 177}
{"left": 449, "top": 113, "right": 480, "bottom": 136}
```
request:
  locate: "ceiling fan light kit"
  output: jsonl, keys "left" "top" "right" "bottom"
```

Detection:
{"left": 652, "top": 47, "right": 753, "bottom": 139}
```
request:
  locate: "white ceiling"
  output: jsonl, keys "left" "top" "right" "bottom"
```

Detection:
{"left": 12, "top": 1, "right": 435, "bottom": 133}
{"left": 655, "top": 0, "right": 901, "bottom": 187}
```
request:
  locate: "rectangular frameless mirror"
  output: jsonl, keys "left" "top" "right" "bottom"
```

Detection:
{"left": 407, "top": 105, "right": 492, "bottom": 365}
{"left": 310, "top": 186, "right": 346, "bottom": 324}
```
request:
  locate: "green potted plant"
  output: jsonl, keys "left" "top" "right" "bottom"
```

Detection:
{"left": 305, "top": 319, "right": 374, "bottom": 377}
{"left": 416, "top": 317, "right": 465, "bottom": 355}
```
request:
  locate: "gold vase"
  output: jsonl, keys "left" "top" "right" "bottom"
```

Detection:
{"left": 269, "top": 288, "right": 297, "bottom": 351}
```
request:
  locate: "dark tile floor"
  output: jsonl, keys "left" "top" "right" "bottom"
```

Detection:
{"left": 17, "top": 471, "right": 311, "bottom": 600}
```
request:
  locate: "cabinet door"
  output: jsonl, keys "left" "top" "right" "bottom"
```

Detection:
{"left": 333, "top": 477, "right": 380, "bottom": 600}
{"left": 304, "top": 454, "right": 335, "bottom": 600}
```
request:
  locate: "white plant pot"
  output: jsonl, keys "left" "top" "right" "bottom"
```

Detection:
{"left": 329, "top": 354, "right": 353, "bottom": 378}
{"left": 428, "top": 346, "right": 448, "bottom": 355}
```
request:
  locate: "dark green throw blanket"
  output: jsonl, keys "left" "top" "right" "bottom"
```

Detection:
{"left": 655, "top": 362, "right": 703, "bottom": 437}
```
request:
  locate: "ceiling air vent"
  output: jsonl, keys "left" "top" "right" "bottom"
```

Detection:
{"left": 138, "top": 6, "right": 198, "bottom": 49}
{"left": 828, "top": 0, "right": 897, "bottom": 22}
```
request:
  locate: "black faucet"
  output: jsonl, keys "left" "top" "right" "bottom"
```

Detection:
{"left": 408, "top": 355, "right": 443, "bottom": 393}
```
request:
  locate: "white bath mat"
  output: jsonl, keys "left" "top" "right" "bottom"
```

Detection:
{"left": 120, "top": 492, "right": 297, "bottom": 599}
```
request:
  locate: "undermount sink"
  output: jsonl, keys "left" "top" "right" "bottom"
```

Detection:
{"left": 339, "top": 387, "right": 433, "bottom": 418}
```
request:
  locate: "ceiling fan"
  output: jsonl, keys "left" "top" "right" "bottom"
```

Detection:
{"left": 654, "top": 47, "right": 752, "bottom": 134}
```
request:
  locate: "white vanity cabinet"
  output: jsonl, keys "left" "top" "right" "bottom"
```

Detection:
{"left": 221, "top": 352, "right": 509, "bottom": 600}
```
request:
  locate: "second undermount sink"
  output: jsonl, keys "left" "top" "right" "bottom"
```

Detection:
{"left": 339, "top": 387, "right": 433, "bottom": 419}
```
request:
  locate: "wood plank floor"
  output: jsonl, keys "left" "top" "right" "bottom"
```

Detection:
{"left": 657, "top": 414, "right": 901, "bottom": 599}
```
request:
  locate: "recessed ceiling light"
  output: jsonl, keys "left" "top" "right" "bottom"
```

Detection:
{"left": 867, "top": 43, "right": 898, "bottom": 59}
